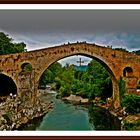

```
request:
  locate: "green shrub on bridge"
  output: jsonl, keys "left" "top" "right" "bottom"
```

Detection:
{"left": 118, "top": 76, "right": 125, "bottom": 106}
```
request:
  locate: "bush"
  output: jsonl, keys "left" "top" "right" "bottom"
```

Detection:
{"left": 124, "top": 120, "right": 140, "bottom": 130}
{"left": 118, "top": 77, "right": 125, "bottom": 106}
{"left": 137, "top": 80, "right": 140, "bottom": 89}
{"left": 122, "top": 94, "right": 140, "bottom": 115}
{"left": 59, "top": 85, "right": 71, "bottom": 97}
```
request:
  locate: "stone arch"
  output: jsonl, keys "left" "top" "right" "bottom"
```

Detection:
{"left": 123, "top": 67, "right": 133, "bottom": 77}
{"left": 0, "top": 73, "right": 17, "bottom": 97}
{"left": 21, "top": 62, "right": 32, "bottom": 72}
{"left": 37, "top": 53, "right": 120, "bottom": 108}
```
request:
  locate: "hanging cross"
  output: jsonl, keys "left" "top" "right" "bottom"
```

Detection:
{"left": 76, "top": 58, "right": 84, "bottom": 66}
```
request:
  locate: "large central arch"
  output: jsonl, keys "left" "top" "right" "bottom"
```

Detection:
{"left": 37, "top": 52, "right": 120, "bottom": 109}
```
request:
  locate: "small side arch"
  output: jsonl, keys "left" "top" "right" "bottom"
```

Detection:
{"left": 21, "top": 62, "right": 32, "bottom": 72}
{"left": 123, "top": 67, "right": 133, "bottom": 77}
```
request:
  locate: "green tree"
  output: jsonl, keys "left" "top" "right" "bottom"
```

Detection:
{"left": 118, "top": 77, "right": 125, "bottom": 106}
{"left": 0, "top": 32, "right": 26, "bottom": 55}
{"left": 23, "top": 64, "right": 32, "bottom": 72}
{"left": 39, "top": 62, "right": 63, "bottom": 88}
{"left": 57, "top": 64, "right": 75, "bottom": 96}
{"left": 114, "top": 48, "right": 129, "bottom": 53}
{"left": 132, "top": 50, "right": 140, "bottom": 55}
{"left": 39, "top": 69, "right": 54, "bottom": 88}
{"left": 86, "top": 60, "right": 112, "bottom": 100}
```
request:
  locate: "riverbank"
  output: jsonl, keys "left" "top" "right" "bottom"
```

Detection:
{"left": 122, "top": 113, "right": 140, "bottom": 130}
{"left": 99, "top": 104, "right": 140, "bottom": 130}
{"left": 0, "top": 95, "right": 53, "bottom": 130}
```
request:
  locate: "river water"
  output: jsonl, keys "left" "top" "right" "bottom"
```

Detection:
{"left": 19, "top": 93, "right": 121, "bottom": 130}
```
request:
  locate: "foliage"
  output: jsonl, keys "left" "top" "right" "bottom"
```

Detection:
{"left": 0, "top": 32, "right": 26, "bottom": 55}
{"left": 132, "top": 50, "right": 140, "bottom": 55}
{"left": 39, "top": 62, "right": 62, "bottom": 88}
{"left": 23, "top": 64, "right": 32, "bottom": 72}
{"left": 137, "top": 80, "right": 140, "bottom": 89}
{"left": 86, "top": 60, "right": 112, "bottom": 100}
{"left": 122, "top": 94, "right": 140, "bottom": 115}
{"left": 124, "top": 120, "right": 140, "bottom": 130}
{"left": 39, "top": 59, "right": 112, "bottom": 101}
{"left": 118, "top": 77, "right": 125, "bottom": 106}
{"left": 114, "top": 48, "right": 129, "bottom": 53}
{"left": 118, "top": 73, "right": 140, "bottom": 116}
{"left": 118, "top": 77, "right": 140, "bottom": 115}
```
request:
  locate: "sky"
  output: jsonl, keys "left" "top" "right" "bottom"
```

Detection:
{"left": 0, "top": 10, "right": 140, "bottom": 66}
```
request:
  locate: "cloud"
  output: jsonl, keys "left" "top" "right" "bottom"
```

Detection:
{"left": 2, "top": 31, "right": 140, "bottom": 51}
{"left": 1, "top": 10, "right": 140, "bottom": 52}
{"left": 1, "top": 10, "right": 140, "bottom": 66}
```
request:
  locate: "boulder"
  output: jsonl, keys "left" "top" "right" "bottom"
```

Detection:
{"left": 81, "top": 98, "right": 89, "bottom": 104}
{"left": 63, "top": 94, "right": 89, "bottom": 104}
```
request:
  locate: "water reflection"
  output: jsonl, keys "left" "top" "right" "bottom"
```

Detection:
{"left": 88, "top": 105, "right": 121, "bottom": 130}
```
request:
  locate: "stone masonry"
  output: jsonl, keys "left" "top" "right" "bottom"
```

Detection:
{"left": 0, "top": 42, "right": 140, "bottom": 109}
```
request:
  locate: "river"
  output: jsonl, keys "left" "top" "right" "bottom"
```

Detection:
{"left": 18, "top": 92, "right": 121, "bottom": 130}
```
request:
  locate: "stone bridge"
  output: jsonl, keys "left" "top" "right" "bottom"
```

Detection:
{"left": 0, "top": 42, "right": 140, "bottom": 109}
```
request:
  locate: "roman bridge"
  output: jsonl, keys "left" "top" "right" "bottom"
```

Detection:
{"left": 0, "top": 42, "right": 140, "bottom": 109}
